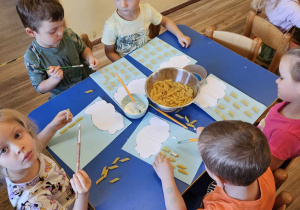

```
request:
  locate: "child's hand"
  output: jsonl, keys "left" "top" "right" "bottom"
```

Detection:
{"left": 88, "top": 56, "right": 100, "bottom": 70}
{"left": 153, "top": 153, "right": 174, "bottom": 182}
{"left": 47, "top": 66, "right": 63, "bottom": 81}
{"left": 49, "top": 110, "right": 73, "bottom": 131}
{"left": 196, "top": 127, "right": 204, "bottom": 137}
{"left": 70, "top": 170, "right": 91, "bottom": 195}
{"left": 178, "top": 35, "right": 191, "bottom": 48}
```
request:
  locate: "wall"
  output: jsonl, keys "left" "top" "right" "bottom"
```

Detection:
{"left": 60, "top": 0, "right": 188, "bottom": 41}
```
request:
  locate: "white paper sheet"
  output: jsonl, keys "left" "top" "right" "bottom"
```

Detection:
{"left": 159, "top": 55, "right": 191, "bottom": 69}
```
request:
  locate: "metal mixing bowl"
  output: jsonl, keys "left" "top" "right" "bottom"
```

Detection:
{"left": 145, "top": 67, "right": 201, "bottom": 112}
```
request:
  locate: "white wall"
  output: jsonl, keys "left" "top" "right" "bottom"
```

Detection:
{"left": 60, "top": 0, "right": 188, "bottom": 41}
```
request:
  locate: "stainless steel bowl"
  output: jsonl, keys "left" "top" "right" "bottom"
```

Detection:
{"left": 145, "top": 67, "right": 201, "bottom": 112}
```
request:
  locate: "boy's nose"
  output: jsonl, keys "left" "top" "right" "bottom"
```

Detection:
{"left": 121, "top": 0, "right": 127, "bottom": 7}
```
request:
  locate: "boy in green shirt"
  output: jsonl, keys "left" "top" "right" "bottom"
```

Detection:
{"left": 16, "top": 0, "right": 100, "bottom": 99}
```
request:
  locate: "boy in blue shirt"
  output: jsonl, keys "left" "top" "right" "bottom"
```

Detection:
{"left": 16, "top": 0, "right": 100, "bottom": 99}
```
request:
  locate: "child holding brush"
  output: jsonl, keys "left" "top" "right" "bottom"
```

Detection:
{"left": 16, "top": 0, "right": 100, "bottom": 100}
{"left": 0, "top": 108, "right": 91, "bottom": 209}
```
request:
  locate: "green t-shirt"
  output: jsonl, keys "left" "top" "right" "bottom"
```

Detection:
{"left": 24, "top": 28, "right": 91, "bottom": 99}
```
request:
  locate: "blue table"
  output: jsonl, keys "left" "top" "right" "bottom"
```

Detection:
{"left": 28, "top": 25, "right": 278, "bottom": 210}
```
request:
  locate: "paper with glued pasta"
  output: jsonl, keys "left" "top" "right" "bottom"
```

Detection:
{"left": 49, "top": 97, "right": 131, "bottom": 172}
{"left": 122, "top": 112, "right": 202, "bottom": 185}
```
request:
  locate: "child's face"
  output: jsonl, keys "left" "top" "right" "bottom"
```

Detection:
{"left": 33, "top": 20, "right": 64, "bottom": 48}
{"left": 276, "top": 56, "right": 299, "bottom": 101}
{"left": 114, "top": 0, "right": 140, "bottom": 17}
{"left": 0, "top": 120, "right": 38, "bottom": 174}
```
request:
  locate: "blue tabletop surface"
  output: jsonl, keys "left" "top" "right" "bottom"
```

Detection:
{"left": 28, "top": 25, "right": 278, "bottom": 210}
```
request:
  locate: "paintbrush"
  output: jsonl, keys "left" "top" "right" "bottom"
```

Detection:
{"left": 37, "top": 64, "right": 84, "bottom": 71}
{"left": 115, "top": 72, "right": 141, "bottom": 113}
{"left": 75, "top": 123, "right": 81, "bottom": 199}
{"left": 177, "top": 138, "right": 198, "bottom": 144}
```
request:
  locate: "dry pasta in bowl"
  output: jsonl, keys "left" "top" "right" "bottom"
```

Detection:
{"left": 150, "top": 80, "right": 194, "bottom": 107}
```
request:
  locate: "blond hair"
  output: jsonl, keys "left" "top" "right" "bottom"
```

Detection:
{"left": 0, "top": 109, "right": 41, "bottom": 179}
{"left": 283, "top": 48, "right": 300, "bottom": 81}
{"left": 198, "top": 120, "right": 270, "bottom": 186}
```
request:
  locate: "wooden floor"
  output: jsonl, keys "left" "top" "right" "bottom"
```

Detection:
{"left": 0, "top": 0, "right": 299, "bottom": 209}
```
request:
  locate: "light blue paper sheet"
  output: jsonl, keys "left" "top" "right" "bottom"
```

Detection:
{"left": 122, "top": 112, "right": 201, "bottom": 185}
{"left": 129, "top": 37, "right": 197, "bottom": 71}
{"left": 194, "top": 74, "right": 267, "bottom": 124}
{"left": 49, "top": 97, "right": 131, "bottom": 172}
{"left": 90, "top": 58, "right": 146, "bottom": 107}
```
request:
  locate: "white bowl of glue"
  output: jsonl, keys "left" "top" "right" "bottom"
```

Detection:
{"left": 121, "top": 93, "right": 149, "bottom": 119}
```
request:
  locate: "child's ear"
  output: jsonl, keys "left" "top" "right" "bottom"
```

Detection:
{"left": 213, "top": 174, "right": 227, "bottom": 188}
{"left": 25, "top": 27, "right": 37, "bottom": 38}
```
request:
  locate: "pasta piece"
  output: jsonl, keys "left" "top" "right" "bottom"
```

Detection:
{"left": 189, "top": 120, "right": 197, "bottom": 125}
{"left": 112, "top": 157, "right": 120, "bottom": 165}
{"left": 224, "top": 96, "right": 230, "bottom": 102}
{"left": 185, "top": 116, "right": 189, "bottom": 123}
{"left": 175, "top": 114, "right": 184, "bottom": 119}
{"left": 252, "top": 107, "right": 259, "bottom": 113}
{"left": 132, "top": 53, "right": 137, "bottom": 58}
{"left": 108, "top": 165, "right": 119, "bottom": 170}
{"left": 139, "top": 59, "right": 144, "bottom": 63}
{"left": 158, "top": 39, "right": 163, "bottom": 44}
{"left": 120, "top": 69, "right": 125, "bottom": 74}
{"left": 110, "top": 82, "right": 116, "bottom": 87}
{"left": 217, "top": 104, "right": 225, "bottom": 110}
{"left": 122, "top": 62, "right": 127, "bottom": 67}
{"left": 99, "top": 70, "right": 104, "bottom": 74}
{"left": 85, "top": 90, "right": 93, "bottom": 93}
{"left": 164, "top": 52, "right": 169, "bottom": 57}
{"left": 169, "top": 157, "right": 176, "bottom": 162}
{"left": 103, "top": 168, "right": 109, "bottom": 178}
{"left": 178, "top": 169, "right": 188, "bottom": 175}
{"left": 101, "top": 166, "right": 107, "bottom": 176}
{"left": 109, "top": 178, "right": 120, "bottom": 183}
{"left": 220, "top": 114, "right": 227, "bottom": 120}
{"left": 59, "top": 127, "right": 69, "bottom": 135}
{"left": 143, "top": 54, "right": 148, "bottom": 59}
{"left": 110, "top": 72, "right": 115, "bottom": 77}
{"left": 119, "top": 158, "right": 130, "bottom": 162}
{"left": 186, "top": 123, "right": 195, "bottom": 128}
{"left": 171, "top": 50, "right": 177, "bottom": 54}
{"left": 137, "top": 50, "right": 142, "bottom": 54}
{"left": 143, "top": 46, "right": 148, "bottom": 50}
{"left": 156, "top": 47, "right": 161, "bottom": 52}
{"left": 150, "top": 42, "right": 155, "bottom": 46}
{"left": 171, "top": 152, "right": 179, "bottom": 157}
{"left": 228, "top": 111, "right": 234, "bottom": 118}
{"left": 68, "top": 121, "right": 76, "bottom": 128}
{"left": 128, "top": 67, "right": 133, "bottom": 72}
{"left": 104, "top": 75, "right": 109, "bottom": 81}
{"left": 172, "top": 165, "right": 176, "bottom": 169}
{"left": 177, "top": 164, "right": 187, "bottom": 169}
{"left": 215, "top": 108, "right": 220, "bottom": 115}
{"left": 114, "top": 65, "right": 118, "bottom": 70}
{"left": 164, "top": 44, "right": 169, "bottom": 48}
{"left": 162, "top": 147, "right": 170, "bottom": 153}
{"left": 150, "top": 59, "right": 156, "bottom": 64}
{"left": 241, "top": 100, "right": 248, "bottom": 106}
{"left": 233, "top": 102, "right": 240, "bottom": 110}
{"left": 157, "top": 56, "right": 163, "bottom": 60}
{"left": 244, "top": 111, "right": 252, "bottom": 117}
{"left": 96, "top": 176, "right": 105, "bottom": 185}
{"left": 107, "top": 86, "right": 112, "bottom": 90}
{"left": 150, "top": 51, "right": 155, "bottom": 55}
{"left": 133, "top": 72, "right": 138, "bottom": 76}
{"left": 104, "top": 68, "right": 109, "bottom": 72}
{"left": 146, "top": 64, "right": 152, "bottom": 69}
{"left": 125, "top": 75, "right": 129, "bottom": 80}
{"left": 76, "top": 116, "right": 83, "bottom": 123}
{"left": 230, "top": 91, "right": 238, "bottom": 98}
{"left": 160, "top": 151, "right": 167, "bottom": 156}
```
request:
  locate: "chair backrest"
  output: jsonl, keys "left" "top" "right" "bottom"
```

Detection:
{"left": 243, "top": 9, "right": 292, "bottom": 73}
{"left": 149, "top": 23, "right": 161, "bottom": 39}
{"left": 274, "top": 191, "right": 294, "bottom": 210}
{"left": 80, "top": 33, "right": 93, "bottom": 51}
{"left": 204, "top": 26, "right": 262, "bottom": 62}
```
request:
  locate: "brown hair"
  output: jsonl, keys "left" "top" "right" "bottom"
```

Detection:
{"left": 16, "top": 0, "right": 64, "bottom": 32}
{"left": 198, "top": 120, "right": 270, "bottom": 186}
{"left": 283, "top": 48, "right": 300, "bottom": 81}
{"left": 0, "top": 109, "right": 41, "bottom": 179}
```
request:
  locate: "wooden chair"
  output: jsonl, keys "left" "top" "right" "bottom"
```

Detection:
{"left": 274, "top": 191, "right": 294, "bottom": 210}
{"left": 243, "top": 9, "right": 293, "bottom": 73}
{"left": 80, "top": 33, "right": 93, "bottom": 51}
{"left": 204, "top": 26, "right": 262, "bottom": 62}
{"left": 149, "top": 23, "right": 161, "bottom": 39}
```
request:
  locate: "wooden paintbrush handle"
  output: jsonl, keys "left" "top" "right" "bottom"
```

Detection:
{"left": 115, "top": 73, "right": 135, "bottom": 102}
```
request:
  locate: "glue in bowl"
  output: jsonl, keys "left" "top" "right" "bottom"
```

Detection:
{"left": 121, "top": 93, "right": 149, "bottom": 119}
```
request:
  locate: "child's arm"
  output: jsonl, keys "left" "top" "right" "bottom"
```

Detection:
{"left": 38, "top": 66, "right": 63, "bottom": 93}
{"left": 70, "top": 170, "right": 91, "bottom": 210}
{"left": 270, "top": 155, "right": 284, "bottom": 171}
{"left": 153, "top": 153, "right": 187, "bottom": 210}
{"left": 105, "top": 44, "right": 122, "bottom": 62}
{"left": 160, "top": 16, "right": 191, "bottom": 48}
{"left": 37, "top": 110, "right": 73, "bottom": 149}
{"left": 81, "top": 47, "right": 100, "bottom": 70}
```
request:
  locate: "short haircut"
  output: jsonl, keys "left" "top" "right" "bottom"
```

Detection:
{"left": 283, "top": 48, "right": 300, "bottom": 82}
{"left": 16, "top": 0, "right": 64, "bottom": 32}
{"left": 198, "top": 120, "right": 270, "bottom": 186}
{"left": 0, "top": 109, "right": 41, "bottom": 179}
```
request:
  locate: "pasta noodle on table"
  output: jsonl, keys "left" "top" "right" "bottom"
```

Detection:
{"left": 150, "top": 80, "right": 194, "bottom": 107}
